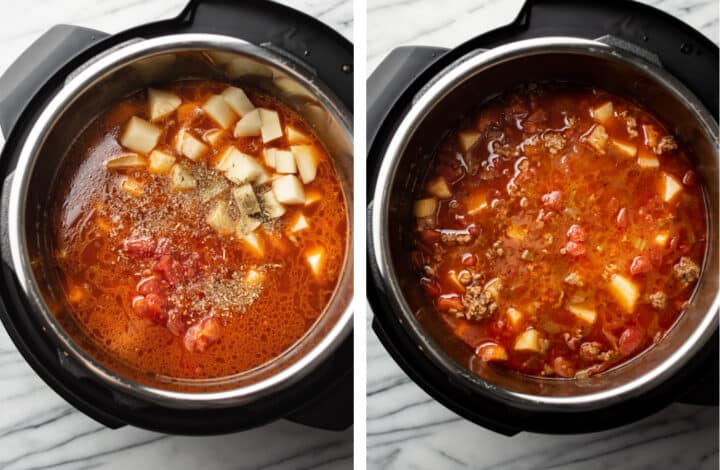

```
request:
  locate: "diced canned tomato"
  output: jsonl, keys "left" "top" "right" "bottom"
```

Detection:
{"left": 476, "top": 343, "right": 508, "bottom": 362}
{"left": 166, "top": 310, "right": 187, "bottom": 337}
{"left": 420, "top": 277, "right": 440, "bottom": 297}
{"left": 619, "top": 327, "right": 644, "bottom": 356}
{"left": 616, "top": 207, "right": 628, "bottom": 230}
{"left": 437, "top": 293, "right": 464, "bottom": 311}
{"left": 566, "top": 224, "right": 586, "bottom": 243}
{"left": 123, "top": 236, "right": 156, "bottom": 257}
{"left": 541, "top": 190, "right": 561, "bottom": 209}
{"left": 563, "top": 240, "right": 586, "bottom": 257}
{"left": 153, "top": 255, "right": 185, "bottom": 286}
{"left": 136, "top": 276, "right": 162, "bottom": 295}
{"left": 184, "top": 316, "right": 222, "bottom": 353}
{"left": 629, "top": 256, "right": 651, "bottom": 276}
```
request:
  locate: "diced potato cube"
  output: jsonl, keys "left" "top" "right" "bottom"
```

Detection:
{"left": 654, "top": 231, "right": 670, "bottom": 246}
{"left": 234, "top": 109, "right": 262, "bottom": 138}
{"left": 414, "top": 198, "right": 437, "bottom": 218}
{"left": 566, "top": 304, "right": 597, "bottom": 325}
{"left": 426, "top": 176, "right": 452, "bottom": 199}
{"left": 292, "top": 145, "right": 319, "bottom": 184}
{"left": 661, "top": 172, "right": 682, "bottom": 202}
{"left": 148, "top": 150, "right": 176, "bottom": 174}
{"left": 170, "top": 164, "right": 197, "bottom": 191}
{"left": 476, "top": 343, "right": 508, "bottom": 362}
{"left": 232, "top": 184, "right": 261, "bottom": 215}
{"left": 304, "top": 189, "right": 322, "bottom": 206}
{"left": 106, "top": 153, "right": 147, "bottom": 170}
{"left": 275, "top": 150, "right": 296, "bottom": 174}
{"left": 203, "top": 129, "right": 225, "bottom": 147}
{"left": 240, "top": 232, "right": 264, "bottom": 257}
{"left": 202, "top": 95, "right": 238, "bottom": 129}
{"left": 286, "top": 126, "right": 309, "bottom": 144}
{"left": 586, "top": 124, "right": 608, "bottom": 154}
{"left": 291, "top": 213, "right": 310, "bottom": 233}
{"left": 205, "top": 51, "right": 237, "bottom": 66}
{"left": 306, "top": 247, "right": 325, "bottom": 276}
{"left": 236, "top": 214, "right": 262, "bottom": 237}
{"left": 258, "top": 108, "right": 283, "bottom": 143}
{"left": 608, "top": 138, "right": 637, "bottom": 158}
{"left": 260, "top": 190, "right": 286, "bottom": 218}
{"left": 148, "top": 88, "right": 181, "bottom": 121}
{"left": 506, "top": 225, "right": 527, "bottom": 242}
{"left": 505, "top": 308, "right": 524, "bottom": 329}
{"left": 263, "top": 148, "right": 277, "bottom": 168}
{"left": 591, "top": 101, "right": 614, "bottom": 123}
{"left": 221, "top": 86, "right": 254, "bottom": 116}
{"left": 458, "top": 131, "right": 481, "bottom": 152}
{"left": 216, "top": 146, "right": 265, "bottom": 185}
{"left": 179, "top": 131, "right": 209, "bottom": 162}
{"left": 637, "top": 148, "right": 659, "bottom": 168}
{"left": 608, "top": 274, "right": 639, "bottom": 313}
{"left": 226, "top": 57, "right": 273, "bottom": 79}
{"left": 643, "top": 124, "right": 659, "bottom": 148}
{"left": 121, "top": 177, "right": 143, "bottom": 197}
{"left": 272, "top": 175, "right": 305, "bottom": 205}
{"left": 514, "top": 329, "right": 542, "bottom": 353}
{"left": 207, "top": 201, "right": 235, "bottom": 235}
{"left": 120, "top": 116, "right": 161, "bottom": 154}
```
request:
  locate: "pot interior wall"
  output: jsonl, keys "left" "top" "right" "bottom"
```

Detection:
{"left": 386, "top": 50, "right": 718, "bottom": 400}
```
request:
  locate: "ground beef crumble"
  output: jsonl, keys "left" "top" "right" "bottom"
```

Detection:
{"left": 673, "top": 256, "right": 700, "bottom": 286}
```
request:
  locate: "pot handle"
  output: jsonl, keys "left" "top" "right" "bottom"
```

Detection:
{"left": 0, "top": 25, "right": 109, "bottom": 143}
{"left": 596, "top": 34, "right": 663, "bottom": 67}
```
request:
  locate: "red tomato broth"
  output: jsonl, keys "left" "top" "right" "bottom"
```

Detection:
{"left": 410, "top": 84, "right": 706, "bottom": 379}
{"left": 50, "top": 80, "right": 347, "bottom": 382}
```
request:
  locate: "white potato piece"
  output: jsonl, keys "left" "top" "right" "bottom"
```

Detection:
{"left": 106, "top": 153, "right": 147, "bottom": 170}
{"left": 232, "top": 184, "right": 261, "bottom": 215}
{"left": 240, "top": 232, "right": 264, "bottom": 257}
{"left": 566, "top": 304, "right": 597, "bottom": 325}
{"left": 260, "top": 190, "right": 286, "bottom": 218}
{"left": 609, "top": 274, "right": 639, "bottom": 313}
{"left": 608, "top": 138, "right": 637, "bottom": 158}
{"left": 286, "top": 126, "right": 309, "bottom": 144}
{"left": 170, "top": 164, "right": 197, "bottom": 191}
{"left": 216, "top": 146, "right": 265, "bottom": 185}
{"left": 203, "top": 129, "right": 225, "bottom": 147}
{"left": 291, "top": 214, "right": 309, "bottom": 233}
{"left": 505, "top": 307, "right": 524, "bottom": 329}
{"left": 458, "top": 131, "right": 481, "bottom": 152}
{"left": 275, "top": 150, "right": 296, "bottom": 174}
{"left": 258, "top": 108, "right": 283, "bottom": 143}
{"left": 263, "top": 148, "right": 277, "bottom": 168}
{"left": 120, "top": 116, "right": 162, "bottom": 154}
{"left": 514, "top": 329, "right": 542, "bottom": 353}
{"left": 643, "top": 124, "right": 659, "bottom": 148}
{"left": 272, "top": 175, "right": 305, "bottom": 205}
{"left": 586, "top": 124, "right": 608, "bottom": 154}
{"left": 414, "top": 198, "right": 437, "bottom": 218}
{"left": 121, "top": 177, "right": 143, "bottom": 197}
{"left": 637, "top": 148, "right": 659, "bottom": 168}
{"left": 207, "top": 201, "right": 235, "bottom": 235}
{"left": 148, "top": 88, "right": 181, "bottom": 121}
{"left": 236, "top": 214, "right": 262, "bottom": 237}
{"left": 426, "top": 176, "right": 452, "bottom": 199}
{"left": 661, "top": 172, "right": 682, "bottom": 202}
{"left": 148, "top": 150, "right": 176, "bottom": 174}
{"left": 205, "top": 51, "right": 236, "bottom": 66}
{"left": 226, "top": 57, "right": 273, "bottom": 79}
{"left": 591, "top": 101, "right": 614, "bottom": 123}
{"left": 202, "top": 95, "right": 238, "bottom": 129}
{"left": 179, "top": 131, "right": 209, "bottom": 162}
{"left": 233, "top": 109, "right": 262, "bottom": 138}
{"left": 221, "top": 86, "right": 255, "bottom": 116}
{"left": 305, "top": 247, "right": 325, "bottom": 276}
{"left": 291, "top": 145, "right": 319, "bottom": 184}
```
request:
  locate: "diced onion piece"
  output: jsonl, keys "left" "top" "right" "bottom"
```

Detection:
{"left": 240, "top": 232, "right": 264, "bottom": 257}
{"left": 207, "top": 201, "right": 236, "bottom": 235}
{"left": 148, "top": 150, "right": 176, "bottom": 174}
{"left": 514, "top": 329, "right": 541, "bottom": 353}
{"left": 506, "top": 225, "right": 527, "bottom": 242}
{"left": 591, "top": 101, "right": 613, "bottom": 123}
{"left": 292, "top": 145, "right": 319, "bottom": 184}
{"left": 304, "top": 189, "right": 322, "bottom": 206}
{"left": 260, "top": 190, "right": 286, "bottom": 219}
{"left": 608, "top": 274, "right": 639, "bottom": 313}
{"left": 608, "top": 138, "right": 637, "bottom": 158}
{"left": 202, "top": 95, "right": 238, "bottom": 129}
{"left": 263, "top": 148, "right": 277, "bottom": 168}
{"left": 216, "top": 146, "right": 264, "bottom": 185}
{"left": 305, "top": 247, "right": 324, "bottom": 276}
{"left": 203, "top": 129, "right": 225, "bottom": 147}
{"left": 661, "top": 172, "right": 682, "bottom": 202}
{"left": 414, "top": 197, "right": 437, "bottom": 218}
{"left": 179, "top": 131, "right": 209, "bottom": 162}
{"left": 274, "top": 150, "right": 296, "bottom": 174}
{"left": 426, "top": 176, "right": 452, "bottom": 199}
{"left": 233, "top": 109, "right": 262, "bottom": 138}
{"left": 286, "top": 126, "right": 309, "bottom": 144}
{"left": 231, "top": 184, "right": 261, "bottom": 215}
{"left": 258, "top": 108, "right": 283, "bottom": 143}
{"left": 654, "top": 231, "right": 670, "bottom": 246}
{"left": 476, "top": 343, "right": 508, "bottom": 362}
{"left": 566, "top": 304, "right": 597, "bottom": 325}
{"left": 586, "top": 124, "right": 608, "bottom": 154}
{"left": 121, "top": 177, "right": 143, "bottom": 197}
{"left": 637, "top": 148, "right": 659, "bottom": 168}
{"left": 505, "top": 308, "right": 524, "bottom": 329}
{"left": 458, "top": 131, "right": 481, "bottom": 152}
{"left": 106, "top": 153, "right": 147, "bottom": 170}
{"left": 272, "top": 175, "right": 305, "bottom": 205}
{"left": 221, "top": 86, "right": 254, "bottom": 116}
{"left": 291, "top": 213, "right": 309, "bottom": 233}
{"left": 148, "top": 88, "right": 181, "bottom": 121}
{"left": 170, "top": 164, "right": 197, "bottom": 191}
{"left": 236, "top": 214, "right": 262, "bottom": 237}
{"left": 120, "top": 116, "right": 161, "bottom": 154}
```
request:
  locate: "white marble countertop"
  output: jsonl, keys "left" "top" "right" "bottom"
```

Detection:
{"left": 366, "top": 0, "right": 719, "bottom": 469}
{"left": 0, "top": 1, "right": 352, "bottom": 469}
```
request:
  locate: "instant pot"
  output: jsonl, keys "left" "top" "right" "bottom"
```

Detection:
{"left": 0, "top": 0, "right": 353, "bottom": 434}
{"left": 368, "top": 0, "right": 718, "bottom": 435}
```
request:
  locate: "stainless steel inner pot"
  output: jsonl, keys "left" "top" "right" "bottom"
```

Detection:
{"left": 372, "top": 36, "right": 718, "bottom": 410}
{"left": 7, "top": 34, "right": 353, "bottom": 408}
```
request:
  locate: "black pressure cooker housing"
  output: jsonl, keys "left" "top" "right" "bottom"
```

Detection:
{"left": 367, "top": 0, "right": 718, "bottom": 435}
{"left": 0, "top": 0, "right": 352, "bottom": 434}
